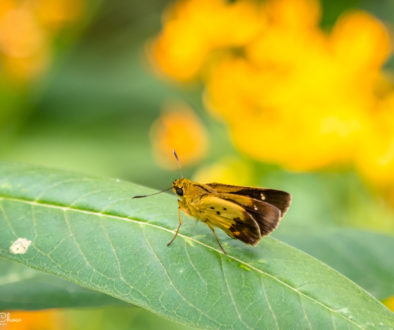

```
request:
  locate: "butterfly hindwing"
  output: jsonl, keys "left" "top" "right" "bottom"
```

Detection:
{"left": 195, "top": 195, "right": 261, "bottom": 245}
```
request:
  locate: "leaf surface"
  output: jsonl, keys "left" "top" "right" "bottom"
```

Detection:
{"left": 274, "top": 227, "right": 394, "bottom": 300}
{"left": 0, "top": 163, "right": 392, "bottom": 329}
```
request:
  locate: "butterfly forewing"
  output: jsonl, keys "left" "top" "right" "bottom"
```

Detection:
{"left": 206, "top": 182, "right": 291, "bottom": 216}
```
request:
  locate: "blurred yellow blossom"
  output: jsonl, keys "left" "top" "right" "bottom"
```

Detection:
{"left": 2, "top": 47, "right": 50, "bottom": 82}
{"left": 0, "top": 0, "right": 82, "bottom": 84}
{"left": 383, "top": 296, "right": 394, "bottom": 312}
{"left": 150, "top": 102, "right": 208, "bottom": 169}
{"left": 330, "top": 11, "right": 391, "bottom": 73}
{"left": 0, "top": 3, "right": 48, "bottom": 82}
{"left": 193, "top": 156, "right": 253, "bottom": 185}
{"left": 33, "top": 0, "right": 83, "bottom": 30}
{"left": 356, "top": 92, "right": 394, "bottom": 187}
{"left": 206, "top": 6, "right": 391, "bottom": 171}
{"left": 149, "top": 0, "right": 263, "bottom": 82}
{"left": 264, "top": 0, "right": 321, "bottom": 29}
{"left": 0, "top": 6, "right": 46, "bottom": 58}
{"left": 151, "top": 0, "right": 394, "bottom": 189}
{"left": 2, "top": 309, "right": 65, "bottom": 330}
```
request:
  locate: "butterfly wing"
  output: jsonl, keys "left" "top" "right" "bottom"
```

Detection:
{"left": 194, "top": 195, "right": 262, "bottom": 245}
{"left": 213, "top": 193, "right": 282, "bottom": 237}
{"left": 206, "top": 182, "right": 291, "bottom": 217}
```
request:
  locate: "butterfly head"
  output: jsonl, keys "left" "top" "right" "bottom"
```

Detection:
{"left": 172, "top": 178, "right": 189, "bottom": 198}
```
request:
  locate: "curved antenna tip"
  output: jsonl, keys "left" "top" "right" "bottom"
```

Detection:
{"left": 173, "top": 149, "right": 180, "bottom": 161}
{"left": 173, "top": 149, "right": 183, "bottom": 178}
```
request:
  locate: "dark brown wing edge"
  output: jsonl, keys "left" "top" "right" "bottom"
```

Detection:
{"left": 215, "top": 192, "right": 283, "bottom": 243}
{"left": 229, "top": 198, "right": 282, "bottom": 240}
{"left": 207, "top": 183, "right": 292, "bottom": 217}
{"left": 227, "top": 210, "right": 262, "bottom": 246}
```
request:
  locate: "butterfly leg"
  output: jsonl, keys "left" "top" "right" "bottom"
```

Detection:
{"left": 167, "top": 206, "right": 182, "bottom": 247}
{"left": 208, "top": 224, "right": 227, "bottom": 255}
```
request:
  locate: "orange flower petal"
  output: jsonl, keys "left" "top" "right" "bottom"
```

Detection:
{"left": 150, "top": 103, "right": 208, "bottom": 169}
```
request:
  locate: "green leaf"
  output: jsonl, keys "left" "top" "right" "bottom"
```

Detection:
{"left": 274, "top": 227, "right": 394, "bottom": 301}
{"left": 3, "top": 228, "right": 392, "bottom": 312}
{"left": 0, "top": 258, "right": 123, "bottom": 310}
{"left": 0, "top": 162, "right": 392, "bottom": 329}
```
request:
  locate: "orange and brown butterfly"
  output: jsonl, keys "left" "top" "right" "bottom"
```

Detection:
{"left": 133, "top": 151, "right": 291, "bottom": 254}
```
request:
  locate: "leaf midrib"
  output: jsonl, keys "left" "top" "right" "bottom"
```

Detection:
{"left": 0, "top": 194, "right": 365, "bottom": 329}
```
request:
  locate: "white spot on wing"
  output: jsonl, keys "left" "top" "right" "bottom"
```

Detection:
{"left": 253, "top": 205, "right": 258, "bottom": 211}
{"left": 10, "top": 238, "right": 32, "bottom": 255}
{"left": 260, "top": 193, "right": 265, "bottom": 200}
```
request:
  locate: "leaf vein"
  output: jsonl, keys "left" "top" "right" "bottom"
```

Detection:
{"left": 0, "top": 195, "right": 370, "bottom": 328}
{"left": 141, "top": 227, "right": 222, "bottom": 327}
{"left": 219, "top": 256, "right": 252, "bottom": 330}
{"left": 260, "top": 277, "right": 280, "bottom": 330}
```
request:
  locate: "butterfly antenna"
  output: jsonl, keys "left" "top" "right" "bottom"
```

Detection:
{"left": 132, "top": 187, "right": 172, "bottom": 199}
{"left": 173, "top": 149, "right": 184, "bottom": 178}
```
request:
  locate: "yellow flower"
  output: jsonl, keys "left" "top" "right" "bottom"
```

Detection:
{"left": 149, "top": 0, "right": 263, "bottom": 82}
{"left": 330, "top": 11, "right": 391, "bottom": 73}
{"left": 193, "top": 157, "right": 253, "bottom": 185}
{"left": 0, "top": 5, "right": 46, "bottom": 58}
{"left": 152, "top": 0, "right": 394, "bottom": 185}
{"left": 0, "top": 0, "right": 82, "bottom": 84}
{"left": 205, "top": 53, "right": 369, "bottom": 170}
{"left": 205, "top": 1, "right": 391, "bottom": 171}
{"left": 1, "top": 47, "right": 50, "bottom": 83}
{"left": 0, "top": 3, "right": 49, "bottom": 83}
{"left": 150, "top": 102, "right": 208, "bottom": 169}
{"left": 356, "top": 92, "right": 394, "bottom": 186}
{"left": 33, "top": 0, "right": 83, "bottom": 30}
{"left": 1, "top": 309, "right": 65, "bottom": 330}
{"left": 383, "top": 296, "right": 394, "bottom": 312}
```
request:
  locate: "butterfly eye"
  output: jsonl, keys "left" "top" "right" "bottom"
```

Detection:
{"left": 175, "top": 187, "right": 184, "bottom": 196}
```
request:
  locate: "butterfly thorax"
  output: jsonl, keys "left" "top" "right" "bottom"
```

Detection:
{"left": 172, "top": 178, "right": 212, "bottom": 217}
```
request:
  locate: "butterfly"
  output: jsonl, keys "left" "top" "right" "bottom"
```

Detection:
{"left": 134, "top": 151, "right": 291, "bottom": 254}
